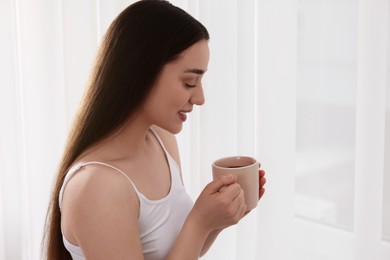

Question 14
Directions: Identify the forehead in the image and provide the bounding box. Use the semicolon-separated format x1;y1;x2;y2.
168;40;210;71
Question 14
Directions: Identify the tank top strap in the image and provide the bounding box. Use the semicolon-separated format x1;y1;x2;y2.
58;161;141;210
148;128;169;155
148;128;182;186
59;129;183;210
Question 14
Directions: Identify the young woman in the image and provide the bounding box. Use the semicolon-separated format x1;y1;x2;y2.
43;1;266;259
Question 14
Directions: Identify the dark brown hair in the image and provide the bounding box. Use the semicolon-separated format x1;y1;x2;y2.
42;0;209;258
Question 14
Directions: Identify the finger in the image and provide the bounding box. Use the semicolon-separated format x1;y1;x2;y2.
259;187;265;200
239;190;247;215
259;169;265;177
205;174;238;194
231;188;245;203
220;183;242;200
259;176;266;187
230;191;246;220
237;200;247;218
232;189;246;216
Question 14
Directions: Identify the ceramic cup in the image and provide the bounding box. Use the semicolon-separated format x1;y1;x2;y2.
212;156;259;211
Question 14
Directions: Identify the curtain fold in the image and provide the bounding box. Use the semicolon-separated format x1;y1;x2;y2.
253;0;297;259
353;0;389;259
1;0;30;258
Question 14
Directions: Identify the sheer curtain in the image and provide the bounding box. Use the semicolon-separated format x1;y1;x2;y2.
0;0;389;260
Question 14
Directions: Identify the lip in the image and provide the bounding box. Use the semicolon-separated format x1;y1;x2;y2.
178;112;187;122
180;109;193;113
178;110;192;122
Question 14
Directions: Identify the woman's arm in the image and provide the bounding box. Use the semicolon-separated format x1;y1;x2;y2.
200;229;222;256
199;168;267;256
61;165;145;259
167;175;246;259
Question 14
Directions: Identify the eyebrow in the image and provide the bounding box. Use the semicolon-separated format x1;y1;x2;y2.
184;68;207;75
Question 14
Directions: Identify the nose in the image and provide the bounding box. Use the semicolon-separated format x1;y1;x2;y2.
190;85;205;106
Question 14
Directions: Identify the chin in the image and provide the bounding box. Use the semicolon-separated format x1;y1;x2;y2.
156;123;183;135
169;125;183;135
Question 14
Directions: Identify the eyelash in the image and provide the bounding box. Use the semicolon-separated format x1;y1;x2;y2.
185;83;197;88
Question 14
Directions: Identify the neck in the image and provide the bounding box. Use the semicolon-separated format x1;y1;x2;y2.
82;115;153;162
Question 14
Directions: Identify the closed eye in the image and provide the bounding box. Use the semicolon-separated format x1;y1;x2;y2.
185;83;197;88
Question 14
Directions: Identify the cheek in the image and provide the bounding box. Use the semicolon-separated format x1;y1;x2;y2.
166;87;189;107
151;80;190;110
174;92;189;106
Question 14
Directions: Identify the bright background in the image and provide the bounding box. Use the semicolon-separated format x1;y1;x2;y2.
1;0;389;259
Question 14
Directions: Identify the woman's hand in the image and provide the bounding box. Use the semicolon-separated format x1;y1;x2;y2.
168;175;245;259
258;163;266;200
189;175;247;233
244;163;266;216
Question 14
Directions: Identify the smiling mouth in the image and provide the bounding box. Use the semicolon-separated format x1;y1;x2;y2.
178;111;187;121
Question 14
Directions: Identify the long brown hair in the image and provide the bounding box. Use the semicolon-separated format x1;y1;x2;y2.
42;0;209;258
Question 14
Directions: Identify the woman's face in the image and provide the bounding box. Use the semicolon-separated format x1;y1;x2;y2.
141;39;210;134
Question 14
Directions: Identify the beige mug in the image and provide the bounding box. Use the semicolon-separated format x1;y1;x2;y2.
212;156;259;211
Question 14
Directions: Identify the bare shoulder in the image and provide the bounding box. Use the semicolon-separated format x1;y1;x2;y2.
61;164;139;209
61;163;143;259
151;125;181;167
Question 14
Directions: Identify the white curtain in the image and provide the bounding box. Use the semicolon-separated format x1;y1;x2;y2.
1;0;389;259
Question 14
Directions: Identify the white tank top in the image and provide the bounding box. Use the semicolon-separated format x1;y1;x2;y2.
58;129;194;260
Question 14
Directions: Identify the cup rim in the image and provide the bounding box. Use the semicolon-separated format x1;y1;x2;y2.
212;156;257;170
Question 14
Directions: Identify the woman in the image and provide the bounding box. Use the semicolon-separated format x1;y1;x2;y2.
43;1;266;259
